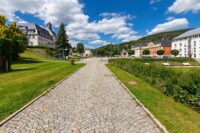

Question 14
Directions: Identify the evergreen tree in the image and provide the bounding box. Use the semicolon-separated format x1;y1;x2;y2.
76;43;84;54
56;23;71;56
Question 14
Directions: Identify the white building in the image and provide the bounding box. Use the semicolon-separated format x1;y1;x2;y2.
132;44;147;58
17;22;56;48
172;28;200;59
84;49;93;57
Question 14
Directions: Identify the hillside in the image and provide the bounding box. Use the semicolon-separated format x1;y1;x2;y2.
93;29;191;56
119;29;191;46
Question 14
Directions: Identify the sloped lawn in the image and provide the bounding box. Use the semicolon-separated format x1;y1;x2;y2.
0;51;84;121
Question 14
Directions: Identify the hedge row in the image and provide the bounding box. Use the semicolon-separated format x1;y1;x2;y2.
109;58;200;111
133;57;196;63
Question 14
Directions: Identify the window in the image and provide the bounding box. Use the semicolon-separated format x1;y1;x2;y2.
194;41;196;44
179;43;182;47
174;44;177;47
194;48;196;52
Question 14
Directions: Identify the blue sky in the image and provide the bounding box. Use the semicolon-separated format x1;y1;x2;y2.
1;0;200;48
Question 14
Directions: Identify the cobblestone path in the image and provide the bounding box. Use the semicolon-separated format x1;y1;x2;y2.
0;59;162;133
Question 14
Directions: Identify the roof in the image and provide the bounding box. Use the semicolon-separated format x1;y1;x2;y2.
153;40;172;46
174;28;200;39
17;23;53;40
132;43;147;48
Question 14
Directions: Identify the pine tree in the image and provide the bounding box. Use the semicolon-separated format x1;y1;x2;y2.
77;43;84;54
56;23;71;56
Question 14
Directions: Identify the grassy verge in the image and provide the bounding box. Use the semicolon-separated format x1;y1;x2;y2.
0;51;84;121
107;64;200;133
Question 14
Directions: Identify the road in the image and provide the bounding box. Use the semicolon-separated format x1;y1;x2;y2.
0;58;162;133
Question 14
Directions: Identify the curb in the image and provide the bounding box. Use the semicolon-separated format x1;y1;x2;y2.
0;71;76;127
106;65;169;133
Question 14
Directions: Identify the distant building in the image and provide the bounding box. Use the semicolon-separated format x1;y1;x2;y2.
17;22;56;48
132;44;147;58
84;49;93;57
132;40;171;58
172;28;200;59
146;40;171;58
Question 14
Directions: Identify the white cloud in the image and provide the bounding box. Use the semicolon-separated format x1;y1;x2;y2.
89;40;109;45
166;16;176;21
168;0;200;14
0;0;140;46
148;18;189;35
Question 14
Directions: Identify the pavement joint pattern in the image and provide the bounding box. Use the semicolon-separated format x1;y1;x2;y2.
0;58;163;133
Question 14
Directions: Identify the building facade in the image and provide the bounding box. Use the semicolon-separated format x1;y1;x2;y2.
172;28;200;59
84;49;93;57
17;23;56;48
147;40;171;57
132;40;171;58
132;44;147;58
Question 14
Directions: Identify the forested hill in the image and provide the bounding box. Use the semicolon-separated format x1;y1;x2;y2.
93;29;191;56
119;29;191;46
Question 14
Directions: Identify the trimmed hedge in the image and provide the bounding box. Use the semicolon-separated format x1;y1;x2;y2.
109;58;200;112
133;58;196;63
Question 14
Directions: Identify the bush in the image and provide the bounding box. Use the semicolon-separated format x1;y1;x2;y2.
142;49;150;55
109;58;200;111
45;47;54;56
171;49;180;57
133;58;195;63
70;59;75;65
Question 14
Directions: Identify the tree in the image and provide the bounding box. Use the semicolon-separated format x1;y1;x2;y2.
76;43;84;54
157;50;164;58
8;22;27;60
0;15;27;71
56;23;71;56
142;49;150;56
128;49;135;55
171;49;179;57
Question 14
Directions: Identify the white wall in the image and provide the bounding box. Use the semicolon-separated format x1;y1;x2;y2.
172;35;200;59
172;38;189;57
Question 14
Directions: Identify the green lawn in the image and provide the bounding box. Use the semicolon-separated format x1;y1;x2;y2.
0;51;84;121
19;49;53;61
107;64;200;133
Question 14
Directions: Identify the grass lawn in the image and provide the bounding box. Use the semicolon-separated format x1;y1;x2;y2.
107;64;200;133
19;49;54;61
0;51;84;121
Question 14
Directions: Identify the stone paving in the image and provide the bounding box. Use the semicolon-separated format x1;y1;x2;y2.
0;58;162;133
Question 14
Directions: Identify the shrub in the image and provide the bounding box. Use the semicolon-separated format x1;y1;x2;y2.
133;57;195;63
109;58;200;111
171;49;180;57
157;50;164;57
142;49;150;55
70;58;75;65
